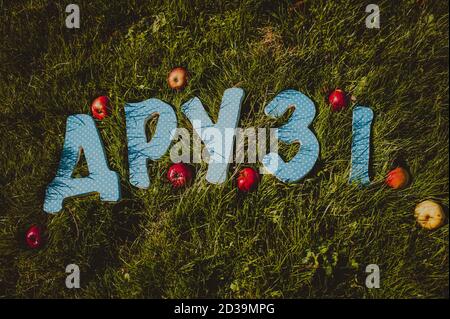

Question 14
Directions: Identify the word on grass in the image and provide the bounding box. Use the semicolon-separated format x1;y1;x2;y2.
43;89;373;213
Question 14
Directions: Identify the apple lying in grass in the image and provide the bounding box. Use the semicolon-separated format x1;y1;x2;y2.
25;225;42;249
90;96;110;120
414;200;445;230
237;167;260;192
328;88;347;112
385;167;410;189
167;163;193;188
167;67;188;91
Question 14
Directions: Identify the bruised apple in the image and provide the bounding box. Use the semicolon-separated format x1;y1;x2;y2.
414;200;445;230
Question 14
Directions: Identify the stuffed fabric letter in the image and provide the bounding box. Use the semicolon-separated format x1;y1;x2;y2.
182;88;244;184
349;106;374;186
43;114;121;213
125;99;177;188
262;90;319;183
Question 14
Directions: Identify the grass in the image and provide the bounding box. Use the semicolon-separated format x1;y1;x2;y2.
0;0;448;298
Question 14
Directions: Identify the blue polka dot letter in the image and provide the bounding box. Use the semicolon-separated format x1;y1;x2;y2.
43;115;121;213
125;99;177;188
349;106;374;186
262;90;319;183
182;88;244;184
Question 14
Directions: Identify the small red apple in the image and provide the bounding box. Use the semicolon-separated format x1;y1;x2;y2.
25;225;42;249
167;67;188;91
328;88;347;112
385;167;410;189
237;167;260;192
90;96;110;120
167;163;193;188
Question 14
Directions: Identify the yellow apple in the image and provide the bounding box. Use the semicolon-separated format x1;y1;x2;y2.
414;200;445;230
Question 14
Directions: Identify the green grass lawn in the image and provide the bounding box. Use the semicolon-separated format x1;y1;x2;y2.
0;0;448;298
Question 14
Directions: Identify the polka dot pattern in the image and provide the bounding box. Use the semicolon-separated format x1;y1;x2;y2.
182;88;244;184
125;99;178;188
262;89;320;183
44;114;121;213
349;106;374;186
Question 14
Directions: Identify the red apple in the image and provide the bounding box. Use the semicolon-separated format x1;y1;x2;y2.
237;167;260;192
167;67;188;91
90;96;110;120
25;225;42;249
385;167;410;189
167;163;193;188
328;88;347;112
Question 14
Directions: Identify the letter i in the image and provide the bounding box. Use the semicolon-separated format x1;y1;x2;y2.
349;106;374;186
